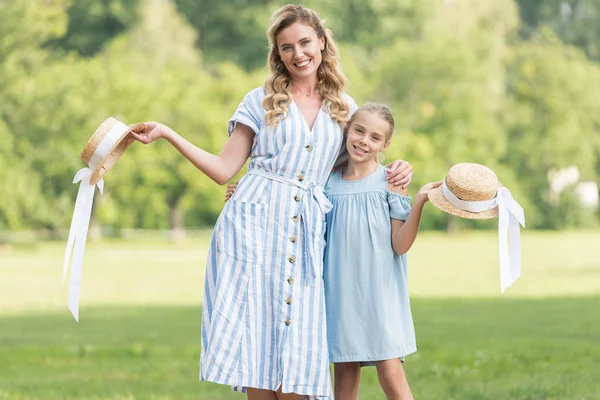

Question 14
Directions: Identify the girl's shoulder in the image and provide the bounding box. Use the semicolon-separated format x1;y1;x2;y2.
325;169;343;193
386;179;410;197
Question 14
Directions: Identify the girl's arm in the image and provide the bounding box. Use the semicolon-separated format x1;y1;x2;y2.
390;180;443;255
131;122;254;185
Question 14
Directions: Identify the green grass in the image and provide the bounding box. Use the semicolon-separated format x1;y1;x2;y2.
0;231;599;399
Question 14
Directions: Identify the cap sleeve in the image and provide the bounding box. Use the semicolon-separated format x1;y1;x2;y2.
228;88;263;136
388;191;411;221
344;94;358;117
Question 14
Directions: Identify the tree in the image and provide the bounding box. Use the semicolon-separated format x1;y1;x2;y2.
516;0;600;60
505;28;600;228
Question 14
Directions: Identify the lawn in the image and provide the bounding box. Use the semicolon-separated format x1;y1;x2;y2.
0;231;598;399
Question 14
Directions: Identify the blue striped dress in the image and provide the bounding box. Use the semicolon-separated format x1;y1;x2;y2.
200;87;355;398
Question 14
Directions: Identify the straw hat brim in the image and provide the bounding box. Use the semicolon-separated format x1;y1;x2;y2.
428;185;499;220
80;118;145;185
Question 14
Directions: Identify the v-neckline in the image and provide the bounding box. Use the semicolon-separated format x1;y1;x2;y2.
291;98;323;133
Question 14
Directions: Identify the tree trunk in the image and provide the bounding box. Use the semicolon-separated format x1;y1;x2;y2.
446;215;460;235
169;202;185;242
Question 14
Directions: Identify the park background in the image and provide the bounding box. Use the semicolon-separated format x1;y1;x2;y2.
0;0;599;399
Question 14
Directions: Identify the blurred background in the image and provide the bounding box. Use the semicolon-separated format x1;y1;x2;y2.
1;0;599;237
0;0;599;399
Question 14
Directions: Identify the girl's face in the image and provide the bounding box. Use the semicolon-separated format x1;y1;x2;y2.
276;22;324;81
346;111;391;164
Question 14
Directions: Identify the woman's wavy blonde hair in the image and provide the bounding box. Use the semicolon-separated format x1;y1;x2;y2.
263;5;350;127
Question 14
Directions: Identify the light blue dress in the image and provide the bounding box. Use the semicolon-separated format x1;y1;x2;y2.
323;165;417;364
200;87;356;399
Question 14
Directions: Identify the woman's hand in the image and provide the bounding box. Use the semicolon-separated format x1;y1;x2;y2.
224;181;238;202
386;160;413;188
129;122;174;144
416;180;443;204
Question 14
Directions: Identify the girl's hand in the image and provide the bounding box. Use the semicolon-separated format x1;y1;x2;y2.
224;181;238;202
416;180;443;203
386;160;413;188
129;122;173;144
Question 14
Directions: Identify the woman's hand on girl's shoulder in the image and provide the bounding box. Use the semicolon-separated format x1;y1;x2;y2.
385;159;413;188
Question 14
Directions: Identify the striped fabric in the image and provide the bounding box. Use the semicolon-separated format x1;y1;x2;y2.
200;87;356;399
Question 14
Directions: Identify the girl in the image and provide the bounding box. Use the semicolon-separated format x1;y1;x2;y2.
325;103;441;400
131;5;413;400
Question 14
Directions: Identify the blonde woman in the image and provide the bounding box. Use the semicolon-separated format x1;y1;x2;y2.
132;5;412;400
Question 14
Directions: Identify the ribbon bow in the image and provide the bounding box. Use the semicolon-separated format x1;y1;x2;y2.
63;168;104;321
301;183;333;281
442;183;525;292
496;187;525;293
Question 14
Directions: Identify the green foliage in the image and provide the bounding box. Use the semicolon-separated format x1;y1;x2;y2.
516;0;600;60
1;0;599;232
505;28;600;228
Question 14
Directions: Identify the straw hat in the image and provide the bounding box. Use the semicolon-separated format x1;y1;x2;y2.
80;118;145;185
428;163;501;219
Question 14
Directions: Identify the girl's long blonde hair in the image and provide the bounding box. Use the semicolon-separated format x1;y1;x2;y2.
332;103;396;172
263;5;350;127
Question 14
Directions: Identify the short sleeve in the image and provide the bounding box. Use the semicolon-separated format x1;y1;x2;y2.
228;88;263;136
344;94;358;117
388;192;411;221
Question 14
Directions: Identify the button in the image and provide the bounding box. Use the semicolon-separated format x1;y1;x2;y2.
305;145;313;152
288;277;294;284
285;298;292;305
297;174;305;182
290;236;297;243
288;256;296;263
285;319;291;326
294;195;301;202
292;215;300;222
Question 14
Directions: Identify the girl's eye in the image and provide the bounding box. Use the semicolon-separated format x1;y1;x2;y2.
301;40;310;46
372;136;381;141
355;128;363;134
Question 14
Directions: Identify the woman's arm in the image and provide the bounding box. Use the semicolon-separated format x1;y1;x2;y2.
131;122;254;185
390;181;442;255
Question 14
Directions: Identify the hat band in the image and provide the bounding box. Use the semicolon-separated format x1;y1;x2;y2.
89;121;130;170
442;180;499;213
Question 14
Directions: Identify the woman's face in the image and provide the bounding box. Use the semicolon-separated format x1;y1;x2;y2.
276;22;324;81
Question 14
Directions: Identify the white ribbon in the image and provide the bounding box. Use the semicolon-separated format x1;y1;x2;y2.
62;120;132;321
62;169;104;322
442;182;525;292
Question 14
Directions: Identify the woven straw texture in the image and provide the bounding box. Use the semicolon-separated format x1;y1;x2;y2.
428;163;501;220
80;118;145;185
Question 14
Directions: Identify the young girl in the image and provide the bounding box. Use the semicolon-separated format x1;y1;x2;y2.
227;103;440;399
324;103;440;400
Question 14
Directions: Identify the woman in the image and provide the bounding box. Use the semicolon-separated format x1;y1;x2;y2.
131;5;412;399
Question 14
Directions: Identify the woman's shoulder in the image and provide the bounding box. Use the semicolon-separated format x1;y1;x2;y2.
244;86;267;103
342;93;358;115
